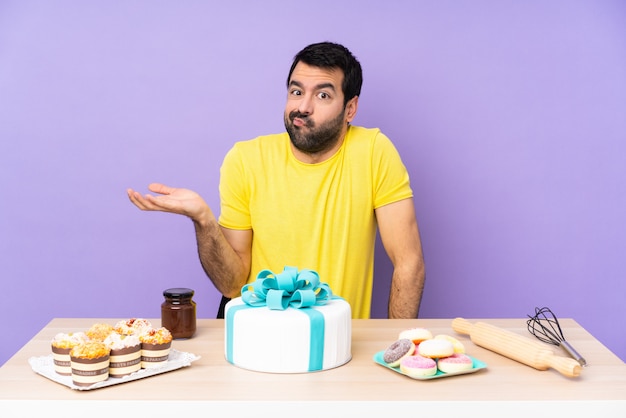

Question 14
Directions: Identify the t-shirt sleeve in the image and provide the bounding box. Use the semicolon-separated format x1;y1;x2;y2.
218;143;252;230
372;132;413;209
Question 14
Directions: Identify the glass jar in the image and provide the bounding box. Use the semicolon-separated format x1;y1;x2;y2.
161;288;196;339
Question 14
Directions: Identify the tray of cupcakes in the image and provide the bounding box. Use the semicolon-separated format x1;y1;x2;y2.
373;327;487;380
28;319;200;390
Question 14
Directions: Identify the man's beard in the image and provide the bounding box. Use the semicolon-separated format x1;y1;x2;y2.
284;108;346;154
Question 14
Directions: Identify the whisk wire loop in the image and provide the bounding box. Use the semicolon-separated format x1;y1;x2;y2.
526;306;587;367
527;307;565;345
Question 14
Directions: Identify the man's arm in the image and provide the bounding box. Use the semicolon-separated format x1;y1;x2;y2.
375;198;425;318
127;183;251;297
193;218;252;298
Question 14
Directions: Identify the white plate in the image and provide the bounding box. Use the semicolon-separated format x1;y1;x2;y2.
28;348;201;390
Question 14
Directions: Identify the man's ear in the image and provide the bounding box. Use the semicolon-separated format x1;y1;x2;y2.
345;96;359;123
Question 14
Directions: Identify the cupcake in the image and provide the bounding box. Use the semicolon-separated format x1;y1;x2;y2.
139;327;172;369
114;318;152;336
70;341;110;387
50;332;89;375
104;333;141;377
86;323;114;341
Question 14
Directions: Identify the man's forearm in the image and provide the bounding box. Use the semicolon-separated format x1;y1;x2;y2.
193;217;248;298
388;262;425;319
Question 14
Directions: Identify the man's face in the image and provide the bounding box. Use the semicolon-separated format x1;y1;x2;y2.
284;62;350;155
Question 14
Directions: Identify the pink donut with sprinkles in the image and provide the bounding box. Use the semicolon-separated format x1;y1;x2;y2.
400;355;437;377
437;353;474;373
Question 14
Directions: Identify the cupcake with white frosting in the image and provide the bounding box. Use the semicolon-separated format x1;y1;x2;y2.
114;318;152;336
51;332;89;375
139;327;172;369
104;333;141;377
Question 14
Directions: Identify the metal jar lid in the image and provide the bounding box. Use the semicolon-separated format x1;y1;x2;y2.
163;288;195;298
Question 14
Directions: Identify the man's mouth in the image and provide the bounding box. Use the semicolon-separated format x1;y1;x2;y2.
290;111;312;128
293;117;307;127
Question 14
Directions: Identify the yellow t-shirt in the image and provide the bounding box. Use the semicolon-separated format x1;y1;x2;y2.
218;125;413;318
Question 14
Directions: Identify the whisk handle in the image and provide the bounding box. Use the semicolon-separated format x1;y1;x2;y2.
561;340;587;367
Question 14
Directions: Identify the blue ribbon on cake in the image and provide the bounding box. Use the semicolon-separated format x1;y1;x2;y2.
226;266;333;372
240;266;332;310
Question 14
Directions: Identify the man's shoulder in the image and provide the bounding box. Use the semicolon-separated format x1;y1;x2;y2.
246;131;289;143
348;125;382;137
346;125;395;149
225;132;289;163
232;132;288;150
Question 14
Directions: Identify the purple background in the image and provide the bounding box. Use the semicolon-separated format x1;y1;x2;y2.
1;1;625;366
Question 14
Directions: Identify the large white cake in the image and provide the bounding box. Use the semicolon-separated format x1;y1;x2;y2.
224;296;352;373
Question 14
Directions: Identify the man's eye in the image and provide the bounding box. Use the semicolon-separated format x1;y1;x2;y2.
290;90;302;96
318;92;330;99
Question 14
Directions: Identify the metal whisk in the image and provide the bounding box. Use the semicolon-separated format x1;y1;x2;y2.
526;306;587;367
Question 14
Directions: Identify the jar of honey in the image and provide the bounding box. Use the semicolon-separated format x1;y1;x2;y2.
161;288;196;339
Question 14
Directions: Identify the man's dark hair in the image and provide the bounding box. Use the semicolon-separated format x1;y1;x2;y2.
287;42;363;106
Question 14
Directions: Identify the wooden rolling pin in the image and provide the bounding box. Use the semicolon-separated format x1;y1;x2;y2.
452;317;581;378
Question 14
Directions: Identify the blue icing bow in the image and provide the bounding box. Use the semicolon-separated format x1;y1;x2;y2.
241;266;332;310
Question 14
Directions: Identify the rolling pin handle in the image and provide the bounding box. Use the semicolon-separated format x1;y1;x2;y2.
451;317;472;335
543;352;582;377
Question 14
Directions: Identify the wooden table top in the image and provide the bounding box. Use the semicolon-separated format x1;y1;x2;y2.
1;318;625;415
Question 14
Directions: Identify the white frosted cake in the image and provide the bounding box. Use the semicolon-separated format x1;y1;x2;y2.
224;296;352;373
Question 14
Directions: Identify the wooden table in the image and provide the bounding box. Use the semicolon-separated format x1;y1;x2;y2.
1;318;624;417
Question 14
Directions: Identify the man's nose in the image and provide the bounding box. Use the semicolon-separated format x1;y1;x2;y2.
297;94;314;115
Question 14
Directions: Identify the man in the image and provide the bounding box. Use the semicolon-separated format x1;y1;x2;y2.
127;41;425;319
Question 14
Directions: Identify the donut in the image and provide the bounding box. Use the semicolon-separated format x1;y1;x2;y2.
398;327;433;344
437;353;474;373
400;355;437;377
383;338;416;367
417;338;454;359
434;334;466;354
